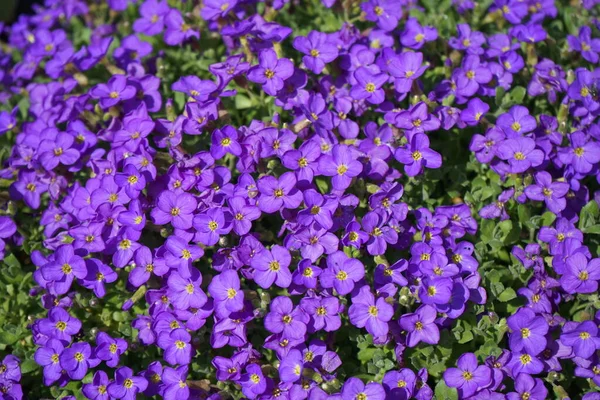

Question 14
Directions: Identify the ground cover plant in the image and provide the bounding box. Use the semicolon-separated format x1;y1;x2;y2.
1;0;600;398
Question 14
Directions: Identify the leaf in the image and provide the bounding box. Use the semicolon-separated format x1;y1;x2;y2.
434;380;458;400
235;94;253;110
0;331;18;345
510;86;526;103
498;288;517;302
583;225;600;234
19;359;39;374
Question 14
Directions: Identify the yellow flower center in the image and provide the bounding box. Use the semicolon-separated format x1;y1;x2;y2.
412;151;422;161
368;305;378;316
514;152;526;160
61;264;72;274
269;261;280;271
265;69;275;79
56;321;67;331
175;340;186;349
336;270;348;281
521;328;530;338
365;83;376;93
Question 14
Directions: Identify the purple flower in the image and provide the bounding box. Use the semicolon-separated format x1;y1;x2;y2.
361;211;397;255
250;245;293;289
257;172;302;213
506;373;548;400
211;126;243;159
208;270;244;318
193;207;232;246
293;31;339;74
34;339;65;386
341;378;386;400
348;285;394;337
395;134;442;177
201;0;237;20
320;251;365;295
443;353;492;398
398;305;440;347
318;144;363;191
558;131;600;174
361;0;402;31
226;196;260;235
561;320;600;358
133;0;170;36
83;370;110;400
167;269;207;310
279;349;304;383
281;140;321;183
460;98;489;126
41;244;87;295
496;137;545;173
59;342;99;380
90;75;136;109
164;9;199;45
300;296;341;332
157;328;192;365
107;367;148;400
350;67;388;104
240;363;267;399
37;307;81;343
560;253;600;294
507;308;548;355
568;26;600;63
449;24;486;55
265;296;308;339
497;106;537;137
151;191;197;230
162;365;190;399
454;55;492;97
247;49;294;96
388;51;428;93
95;332;128;368
524;171;570;213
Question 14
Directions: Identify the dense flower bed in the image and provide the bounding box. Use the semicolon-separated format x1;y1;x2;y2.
1;0;600;398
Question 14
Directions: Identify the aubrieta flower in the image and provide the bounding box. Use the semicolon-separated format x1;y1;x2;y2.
524;171;570;213
395;133;442;177
398;305;440;347
348;285;394;337
443;353;492;398
318;144;363;191
247;49;294;96
320;251;365;295
107;367;148;400
293;31;339;74
568;26;600;63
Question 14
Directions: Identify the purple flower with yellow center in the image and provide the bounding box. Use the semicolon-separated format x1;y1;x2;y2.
320;251;365;295
318;144;363;191
293;30;339;74
558;131;600;174
225;196;260;236
418;276;453;306
0;107;17;135
348;285;394;337
115;164;146;199
401;17;438;49
398;305;440;347
568;26;600;63
374;259;408;287
292;259;322;290
454;55;492;97
281;140;321;183
506;373;548;400
342;220;370;249
133;0;169;35
95;332;128;368
383;369;416;400
449;24;486;54
257;171;303;213
443;353;492;398
12;171;48;209
388;51;428;93
172;76;218;102
279;349;304;383
361;210;397;255
167;269;207;310
395;133;442;177
193;207;232;246
524;171;570;214
560;320;600;358
34;338;65;386
341;378;386;400
506;308;548;355
107;367;148;400
560;253;600;294
479;188;514;220
506;351;544;376
294;225;339;262
157;328;192;365
361;0;402;31
297;189;337;230
211;126;242;160
90;75;136;109
460;98;489;126
37;307;81;343
239;363;267;399
201;0;237;20
82;370;110;400
41;244;87;295
469;127;505;164
164;236;204;278
493;0;528;24
164;9;199;46
497;105;537;137
496;137;545;173
38;132;80;171
300;296;341;332
250;245;292;289
59;341;100;380
208;270;244;318
350;67;388;104
247;48;294;96
151;191;197;230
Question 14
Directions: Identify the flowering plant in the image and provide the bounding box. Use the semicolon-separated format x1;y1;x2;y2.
1;0;600;399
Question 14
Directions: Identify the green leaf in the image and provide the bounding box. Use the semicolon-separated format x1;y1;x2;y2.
510;86;526;103
19;359;39;374
498;288;517;302
234;94;253;110
583;225;600;234
434;380;458;400
0;331;18;345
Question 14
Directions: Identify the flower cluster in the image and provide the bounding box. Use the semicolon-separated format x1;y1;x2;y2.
0;0;600;399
